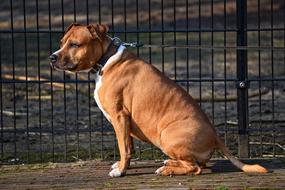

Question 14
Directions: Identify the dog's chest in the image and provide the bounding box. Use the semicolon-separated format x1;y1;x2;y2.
93;44;126;123
94;74;111;121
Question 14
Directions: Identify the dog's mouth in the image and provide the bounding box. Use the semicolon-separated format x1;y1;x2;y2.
51;62;78;72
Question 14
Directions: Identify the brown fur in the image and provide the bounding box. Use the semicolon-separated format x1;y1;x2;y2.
51;23;268;176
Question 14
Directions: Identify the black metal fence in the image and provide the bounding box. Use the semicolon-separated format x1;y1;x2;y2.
0;0;284;164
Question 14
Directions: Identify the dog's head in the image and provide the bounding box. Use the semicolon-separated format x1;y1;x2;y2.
49;23;109;72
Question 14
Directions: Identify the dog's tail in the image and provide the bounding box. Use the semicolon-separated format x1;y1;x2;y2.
216;138;268;173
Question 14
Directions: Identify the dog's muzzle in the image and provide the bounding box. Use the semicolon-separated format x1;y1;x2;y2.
49;54;58;64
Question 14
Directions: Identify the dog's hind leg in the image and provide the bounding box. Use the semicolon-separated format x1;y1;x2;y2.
156;160;201;176
163;159;182;167
158;124;206;176
164;159;204;170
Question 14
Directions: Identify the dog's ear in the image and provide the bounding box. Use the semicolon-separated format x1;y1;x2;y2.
65;23;81;34
87;24;109;41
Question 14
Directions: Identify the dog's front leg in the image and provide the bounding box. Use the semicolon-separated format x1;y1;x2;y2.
111;136;134;170
109;112;132;177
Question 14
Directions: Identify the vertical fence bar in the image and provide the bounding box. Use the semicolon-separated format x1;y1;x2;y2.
98;0;104;160
124;0;127;41
23;0;30;162
111;0;117;161
123;0;128;158
223;0;228;146
100;79;104;158
135;0;139;69
236;0;249;158
10;0;17;162
0;35;3;161
61;0;68;162
86;0;92;160
148;0;151;65
73;0;80;160
88;71;92;160
198;0;202;106
257;0;263;157
211;0;214;124
186;0;189;93
148;0;154;159
173;0;177;80
270;0;275;157
161;0;165;74
136;0;141;159
35;0;43;162
48;0;55;163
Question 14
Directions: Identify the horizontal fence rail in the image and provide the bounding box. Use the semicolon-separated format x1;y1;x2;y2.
0;0;284;164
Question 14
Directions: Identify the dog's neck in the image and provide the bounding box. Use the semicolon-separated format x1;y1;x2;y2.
92;37;121;75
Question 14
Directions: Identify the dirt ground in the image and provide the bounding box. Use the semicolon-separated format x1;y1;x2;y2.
0;159;284;190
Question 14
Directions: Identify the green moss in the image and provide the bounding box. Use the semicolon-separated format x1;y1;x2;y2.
104;181;114;187
215;186;230;190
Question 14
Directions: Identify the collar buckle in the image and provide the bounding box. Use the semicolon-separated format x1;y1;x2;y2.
112;37;122;47
93;64;103;74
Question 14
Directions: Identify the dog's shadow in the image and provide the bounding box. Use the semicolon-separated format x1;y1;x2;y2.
124;159;284;176
210;159;284;173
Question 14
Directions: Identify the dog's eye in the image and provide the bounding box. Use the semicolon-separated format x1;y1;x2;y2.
70;42;80;48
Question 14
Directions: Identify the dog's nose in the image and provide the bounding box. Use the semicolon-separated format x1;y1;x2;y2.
49;54;58;64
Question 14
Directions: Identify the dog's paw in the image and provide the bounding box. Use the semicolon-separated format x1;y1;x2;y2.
155;166;165;175
111;161;119;169
109;168;122;177
163;160;169;166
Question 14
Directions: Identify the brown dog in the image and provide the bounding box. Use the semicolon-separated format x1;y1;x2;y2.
50;23;268;177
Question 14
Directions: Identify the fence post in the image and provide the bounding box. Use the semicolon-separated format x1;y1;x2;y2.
236;0;249;158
